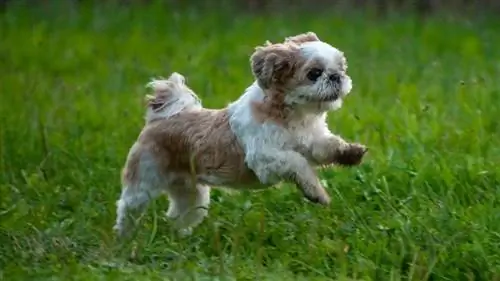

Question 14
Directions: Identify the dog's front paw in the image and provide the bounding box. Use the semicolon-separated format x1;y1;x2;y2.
335;143;368;166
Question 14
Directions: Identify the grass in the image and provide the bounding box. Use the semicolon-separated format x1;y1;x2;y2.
1;1;500;280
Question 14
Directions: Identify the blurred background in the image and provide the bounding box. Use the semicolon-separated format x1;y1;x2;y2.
3;0;500;14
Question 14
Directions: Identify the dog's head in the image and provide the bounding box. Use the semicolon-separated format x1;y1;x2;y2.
250;32;352;116
145;72;202;122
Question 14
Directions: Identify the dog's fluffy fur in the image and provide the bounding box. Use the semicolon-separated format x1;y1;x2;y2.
113;32;368;238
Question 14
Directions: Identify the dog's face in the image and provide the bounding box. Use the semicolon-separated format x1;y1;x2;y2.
250;32;352;113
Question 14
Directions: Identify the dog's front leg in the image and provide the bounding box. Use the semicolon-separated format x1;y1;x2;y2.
311;134;368;166
247;149;331;205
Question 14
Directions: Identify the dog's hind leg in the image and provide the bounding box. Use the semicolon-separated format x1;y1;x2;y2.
113;143;163;238
113;182;162;238
165;183;211;236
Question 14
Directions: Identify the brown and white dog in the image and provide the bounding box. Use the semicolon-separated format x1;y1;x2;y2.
113;32;368;238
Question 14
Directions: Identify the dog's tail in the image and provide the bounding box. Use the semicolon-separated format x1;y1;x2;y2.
144;72;202;123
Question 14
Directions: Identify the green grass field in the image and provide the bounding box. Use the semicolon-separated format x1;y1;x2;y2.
1;1;500;280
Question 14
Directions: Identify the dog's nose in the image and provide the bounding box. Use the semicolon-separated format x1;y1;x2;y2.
329;73;341;83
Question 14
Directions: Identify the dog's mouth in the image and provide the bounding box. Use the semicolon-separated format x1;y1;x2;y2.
298;80;344;103
318;93;339;102
298;92;339;103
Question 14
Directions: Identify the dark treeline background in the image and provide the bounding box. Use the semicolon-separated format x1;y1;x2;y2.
1;0;499;15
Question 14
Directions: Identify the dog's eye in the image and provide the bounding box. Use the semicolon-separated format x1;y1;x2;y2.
307;68;323;81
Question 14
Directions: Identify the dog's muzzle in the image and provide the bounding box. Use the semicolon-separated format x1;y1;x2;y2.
329;73;342;84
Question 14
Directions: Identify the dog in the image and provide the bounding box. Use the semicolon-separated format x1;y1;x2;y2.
113;32;368;238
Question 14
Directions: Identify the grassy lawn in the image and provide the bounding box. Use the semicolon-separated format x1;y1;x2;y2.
1;1;500;280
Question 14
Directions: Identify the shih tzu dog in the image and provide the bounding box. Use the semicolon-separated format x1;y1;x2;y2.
113;32;368;238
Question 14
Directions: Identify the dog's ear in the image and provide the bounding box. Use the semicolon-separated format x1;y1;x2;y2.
250;43;299;89
284;32;320;45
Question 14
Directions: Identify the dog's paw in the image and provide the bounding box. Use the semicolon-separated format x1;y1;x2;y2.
335;143;368;166
303;188;331;205
113;224;128;239
178;227;193;238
